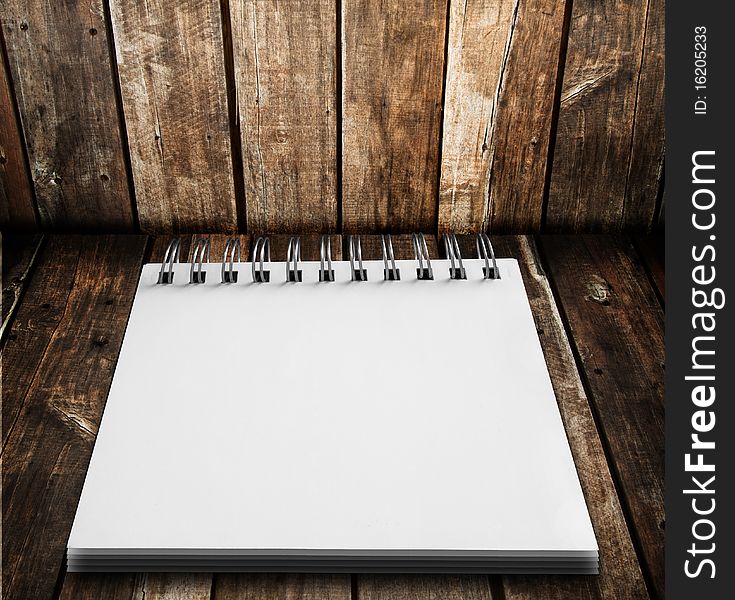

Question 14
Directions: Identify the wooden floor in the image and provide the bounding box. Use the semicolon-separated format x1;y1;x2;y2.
1;233;664;600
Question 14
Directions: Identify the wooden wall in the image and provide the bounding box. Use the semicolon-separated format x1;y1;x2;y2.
0;0;664;234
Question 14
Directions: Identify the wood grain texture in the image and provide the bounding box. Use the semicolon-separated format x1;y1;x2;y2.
1;2;134;230
490;236;648;600
622;0;664;230
356;575;493;600
110;0;237;233
0;43;36;229
540;235;664;598
437;0;516;234
486;1;569;233
545;0;655;231
342;1;447;233
1;236;147;600
59;573;138;600
214;574;350;600
633;233;664;304
0;234;42;342
232;0;337;233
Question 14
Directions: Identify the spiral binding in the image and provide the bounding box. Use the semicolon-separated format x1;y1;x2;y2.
189;238;211;284
156;233;501;283
443;233;466;280
157;238;181;284
382;234;400;281
319;235;335;281
412;233;433;280
221;237;241;283
286;236;303;282
349;235;368;281
476;233;500;279
252;237;271;283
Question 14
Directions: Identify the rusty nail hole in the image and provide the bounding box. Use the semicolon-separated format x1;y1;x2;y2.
100;173;109;182
105;299;114;306
19;22;28;31
53;176;62;185
41;302;50;309
89;27;97;36
594;368;603;375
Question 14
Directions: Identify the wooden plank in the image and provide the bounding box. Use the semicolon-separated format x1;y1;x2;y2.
232;0;337;233
110;0;238;233
1;237;79;449
353;235;494;600
540;235;664;598
2;236;147;600
0;43;36;229
485;2;570;233
437;0;516;234
1;3;134;230
1;234;42;342
545;1;653;231
489;236;648;600
342;1;448;233
58;573;138;600
357;575;493;600
633;234;664;304
213;234;349;600
215;574;351;600
622;0;665;230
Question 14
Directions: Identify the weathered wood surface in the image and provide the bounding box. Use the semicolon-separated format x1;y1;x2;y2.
232;0;337;233
2;234;663;599
0;45;36;229
1;234;42;341
109;0;238;233
342;1;447;233
1;1;134;230
545;0;663;231
437;0;516;234
540;235;664;598
485;1;570;233
2;236;147;600
633;234;664;304
622;0;665;230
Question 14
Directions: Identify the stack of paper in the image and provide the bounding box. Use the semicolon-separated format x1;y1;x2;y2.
68;258;598;573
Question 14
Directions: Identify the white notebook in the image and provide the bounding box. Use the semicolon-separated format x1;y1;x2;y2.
67;235;597;573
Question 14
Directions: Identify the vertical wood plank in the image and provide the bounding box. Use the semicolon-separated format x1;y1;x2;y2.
0;42;36;229
545;0;653;231
437;0;516;234
110;0;237;233
1;2;134;230
342;1;448;233
231;0;337;233
622;0;665;230
486;1;570;233
215;573;351;600
2;236;147;600
0;234;42;341
540;235;664;597
357;575;493;600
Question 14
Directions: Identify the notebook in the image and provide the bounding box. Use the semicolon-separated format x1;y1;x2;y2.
67;234;598;573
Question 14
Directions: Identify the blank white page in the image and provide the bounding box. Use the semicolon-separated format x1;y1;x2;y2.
68;259;597;557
